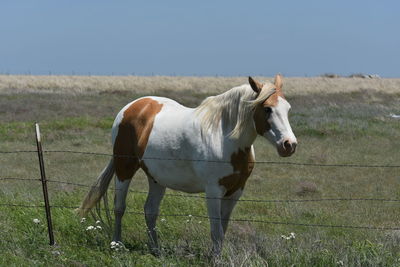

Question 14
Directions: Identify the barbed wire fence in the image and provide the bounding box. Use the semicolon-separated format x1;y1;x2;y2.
1;123;400;246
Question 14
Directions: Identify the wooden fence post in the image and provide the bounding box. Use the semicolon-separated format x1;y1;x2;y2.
35;123;55;245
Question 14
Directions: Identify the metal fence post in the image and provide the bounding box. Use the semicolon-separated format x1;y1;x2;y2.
35;123;55;245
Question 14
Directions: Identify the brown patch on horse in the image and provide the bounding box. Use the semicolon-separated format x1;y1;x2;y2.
263;90;285;107
253;91;284;135
263;91;278;107
252;74;286;134
253;105;271;135
219;148;255;197
263;74;285;106
114;98;163;181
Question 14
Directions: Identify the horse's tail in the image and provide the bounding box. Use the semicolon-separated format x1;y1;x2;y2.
76;158;115;217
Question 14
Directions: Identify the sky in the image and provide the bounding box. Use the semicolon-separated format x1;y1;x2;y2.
1;0;399;77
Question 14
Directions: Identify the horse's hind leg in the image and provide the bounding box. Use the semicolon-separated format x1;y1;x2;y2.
113;177;133;242
144;176;166;255
113;146;140;242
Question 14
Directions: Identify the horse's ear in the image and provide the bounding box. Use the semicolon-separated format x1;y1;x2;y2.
274;74;283;91
249;76;263;94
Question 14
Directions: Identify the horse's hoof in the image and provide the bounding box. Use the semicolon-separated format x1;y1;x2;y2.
149;247;161;257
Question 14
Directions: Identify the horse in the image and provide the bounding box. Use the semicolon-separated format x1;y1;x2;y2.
77;74;297;255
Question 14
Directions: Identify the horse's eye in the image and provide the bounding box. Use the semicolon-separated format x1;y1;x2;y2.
264;107;272;114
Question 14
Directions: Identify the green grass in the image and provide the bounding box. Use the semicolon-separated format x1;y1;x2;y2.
1;76;400;266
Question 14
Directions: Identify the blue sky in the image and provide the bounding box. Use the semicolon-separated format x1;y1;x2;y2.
1;0;399;77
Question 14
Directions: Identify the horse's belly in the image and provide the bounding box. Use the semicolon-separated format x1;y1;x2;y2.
142;160;205;193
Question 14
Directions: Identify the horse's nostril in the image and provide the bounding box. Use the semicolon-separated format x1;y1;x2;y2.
283;140;291;150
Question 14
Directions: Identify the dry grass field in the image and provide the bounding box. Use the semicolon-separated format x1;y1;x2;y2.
1;74;400;95
0;75;400;266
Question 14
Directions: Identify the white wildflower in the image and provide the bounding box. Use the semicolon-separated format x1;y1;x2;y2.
33;218;40;224
80;217;86;223
188;214;192;218
111;241;129;251
96;225;102;230
96;220;101;224
86;225;95;231
51;250;61;256
186;219;190;223
160;218;166;222
390;113;400;119
281;232;296;240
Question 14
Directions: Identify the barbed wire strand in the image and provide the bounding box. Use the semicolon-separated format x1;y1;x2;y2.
43;150;400;168
36;178;400;203
0;203;44;208
1;149;399;168
3;177;400;203
1;202;399;231
0;150;37;154
0;177;41;182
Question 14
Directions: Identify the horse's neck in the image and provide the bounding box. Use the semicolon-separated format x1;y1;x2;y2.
221;120;257;150
233;130;257;150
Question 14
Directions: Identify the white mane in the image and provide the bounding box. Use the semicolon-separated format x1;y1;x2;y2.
196;81;275;138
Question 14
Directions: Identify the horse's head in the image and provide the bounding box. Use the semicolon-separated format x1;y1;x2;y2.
249;74;297;157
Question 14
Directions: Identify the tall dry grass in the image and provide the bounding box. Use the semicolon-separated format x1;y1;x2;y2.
1;75;399;95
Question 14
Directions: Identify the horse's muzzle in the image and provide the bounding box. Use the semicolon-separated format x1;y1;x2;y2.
277;139;297;157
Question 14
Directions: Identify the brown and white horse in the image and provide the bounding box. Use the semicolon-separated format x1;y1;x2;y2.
77;74;297;254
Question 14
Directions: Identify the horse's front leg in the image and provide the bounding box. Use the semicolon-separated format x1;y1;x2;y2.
221;189;243;234
205;186;225;255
